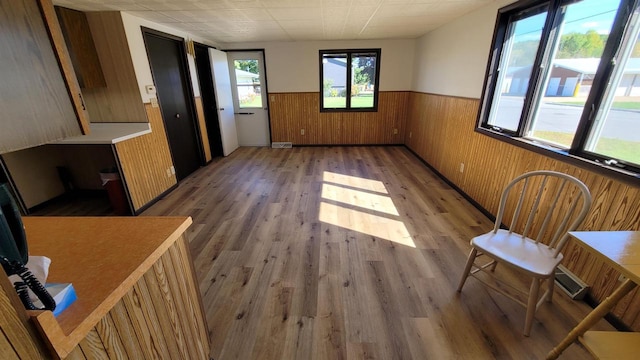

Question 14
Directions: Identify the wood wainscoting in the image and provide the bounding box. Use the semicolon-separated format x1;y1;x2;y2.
268;91;409;145
115;103;177;212
405;91;640;330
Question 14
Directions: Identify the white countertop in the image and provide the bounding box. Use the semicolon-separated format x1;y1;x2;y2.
53;122;151;144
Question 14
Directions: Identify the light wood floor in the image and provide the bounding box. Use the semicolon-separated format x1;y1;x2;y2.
143;146;613;360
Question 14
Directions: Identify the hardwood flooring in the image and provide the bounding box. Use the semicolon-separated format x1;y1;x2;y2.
143;146;613;360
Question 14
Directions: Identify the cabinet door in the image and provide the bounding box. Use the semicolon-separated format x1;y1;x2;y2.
0;0;89;154
55;6;106;89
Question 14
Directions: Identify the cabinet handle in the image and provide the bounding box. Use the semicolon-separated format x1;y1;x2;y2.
79;93;86;111
219;108;225;111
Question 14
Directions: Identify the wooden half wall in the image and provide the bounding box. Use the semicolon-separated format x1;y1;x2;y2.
115;103;177;212
405;91;640;330
268;91;409;145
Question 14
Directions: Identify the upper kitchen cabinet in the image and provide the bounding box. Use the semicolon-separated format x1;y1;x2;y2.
55;6;106;88
0;0;90;154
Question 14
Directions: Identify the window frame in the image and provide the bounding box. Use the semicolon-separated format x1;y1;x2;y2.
319;48;381;112
477;0;640;183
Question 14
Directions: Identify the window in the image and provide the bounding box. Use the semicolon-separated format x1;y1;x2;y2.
478;0;640;176
320;49;381;112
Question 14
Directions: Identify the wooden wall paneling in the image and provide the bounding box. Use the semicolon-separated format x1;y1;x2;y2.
0;0;87;154
194;97;212;162
77;327;109;359
54;6;106;88
39;0;91;135
83;12;147;123
268;92;408;145
406;91;640;330
0;269;48;359
114;104;176;211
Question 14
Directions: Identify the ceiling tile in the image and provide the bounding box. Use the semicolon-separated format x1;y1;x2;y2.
54;0;494;43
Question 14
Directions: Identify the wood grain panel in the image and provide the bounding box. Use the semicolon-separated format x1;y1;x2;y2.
0;270;48;359
115;103;176;211
82;11;147;123
406;91;640;330
65;235;209;359
55;6;106;88
268;91;408;145
39;0;91;135
0;0;86;154
195;96;212;162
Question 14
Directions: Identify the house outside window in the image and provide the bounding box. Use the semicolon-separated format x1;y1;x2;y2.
320;49;381;112
478;0;640;176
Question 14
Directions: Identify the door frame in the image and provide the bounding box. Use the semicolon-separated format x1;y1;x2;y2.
141;27;205;173
193;42;224;159
224;49;272;145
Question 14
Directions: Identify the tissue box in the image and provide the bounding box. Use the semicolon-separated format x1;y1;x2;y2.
33;283;77;317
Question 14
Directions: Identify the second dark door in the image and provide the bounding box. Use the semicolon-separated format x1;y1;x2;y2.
143;30;201;181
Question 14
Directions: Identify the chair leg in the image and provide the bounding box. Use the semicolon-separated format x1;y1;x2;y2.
524;278;541;336
546;277;555;303
457;248;477;292
490;261;498;272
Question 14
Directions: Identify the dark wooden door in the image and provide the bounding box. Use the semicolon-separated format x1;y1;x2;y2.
194;44;224;158
143;31;201;180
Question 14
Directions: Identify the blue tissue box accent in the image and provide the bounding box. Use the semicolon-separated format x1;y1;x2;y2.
43;283;77;317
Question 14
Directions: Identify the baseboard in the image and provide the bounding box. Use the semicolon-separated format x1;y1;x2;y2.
133;183;178;215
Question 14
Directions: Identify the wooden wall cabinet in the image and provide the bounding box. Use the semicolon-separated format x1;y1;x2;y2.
55;6;106;89
0;0;90;154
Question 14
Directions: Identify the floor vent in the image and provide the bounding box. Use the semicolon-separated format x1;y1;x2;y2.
271;142;292;149
555;264;589;300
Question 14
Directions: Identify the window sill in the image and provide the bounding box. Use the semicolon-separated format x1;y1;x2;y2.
475;127;640;186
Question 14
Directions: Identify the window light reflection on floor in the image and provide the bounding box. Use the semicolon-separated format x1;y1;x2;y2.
319;171;416;248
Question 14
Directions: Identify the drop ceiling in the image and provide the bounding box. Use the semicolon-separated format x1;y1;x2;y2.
53;0;494;44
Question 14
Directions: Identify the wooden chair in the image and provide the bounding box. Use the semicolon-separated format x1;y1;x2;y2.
457;170;592;336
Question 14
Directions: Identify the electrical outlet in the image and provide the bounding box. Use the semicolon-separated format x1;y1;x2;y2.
459;163;465;173
301;129;305;135
170;166;175;175
409;131;412;139
150;97;159;108
393;128;398;134
270;95;275;102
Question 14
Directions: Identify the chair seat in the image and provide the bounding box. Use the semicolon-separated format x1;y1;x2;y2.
471;229;563;277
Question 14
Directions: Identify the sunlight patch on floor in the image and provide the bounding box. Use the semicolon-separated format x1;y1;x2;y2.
319;171;415;247
321;183;399;216
322;171;388;194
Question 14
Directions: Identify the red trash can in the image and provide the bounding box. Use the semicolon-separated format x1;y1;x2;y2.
99;170;129;215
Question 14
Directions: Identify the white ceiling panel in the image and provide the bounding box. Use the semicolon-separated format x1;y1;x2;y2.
53;0;493;44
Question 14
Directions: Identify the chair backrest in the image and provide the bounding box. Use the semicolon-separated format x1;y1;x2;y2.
493;170;592;257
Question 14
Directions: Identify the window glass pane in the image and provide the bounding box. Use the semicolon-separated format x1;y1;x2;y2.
351;53;376;108
586;6;640;166
323;54;347;108
488;11;547;131
234;59;261;108
527;0;620;147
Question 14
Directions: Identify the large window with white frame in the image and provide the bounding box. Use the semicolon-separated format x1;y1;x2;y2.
478;0;640;176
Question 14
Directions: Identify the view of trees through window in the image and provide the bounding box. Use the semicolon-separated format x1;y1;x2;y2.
234;59;261;108
483;0;640;169
320;49;380;111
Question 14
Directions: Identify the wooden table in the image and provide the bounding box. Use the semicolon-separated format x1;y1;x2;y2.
547;231;640;359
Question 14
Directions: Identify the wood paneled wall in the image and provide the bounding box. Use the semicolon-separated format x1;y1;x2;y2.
406;91;640;330
115;104;176;211
268;91;409;145
194;97;212;162
64;235;210;360
82;11;147;123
